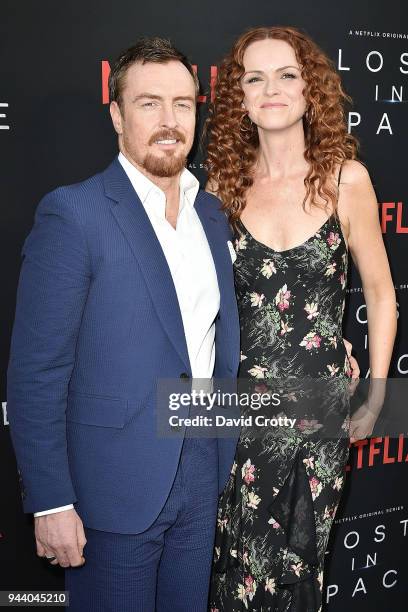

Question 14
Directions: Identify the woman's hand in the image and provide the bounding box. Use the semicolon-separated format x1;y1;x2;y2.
349;379;385;443
349;402;378;443
343;338;360;379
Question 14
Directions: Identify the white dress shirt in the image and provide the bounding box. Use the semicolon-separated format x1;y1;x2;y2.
34;153;220;517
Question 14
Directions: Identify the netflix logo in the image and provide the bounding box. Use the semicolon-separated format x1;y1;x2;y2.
101;61;218;105
379;201;408;233
346;435;408;471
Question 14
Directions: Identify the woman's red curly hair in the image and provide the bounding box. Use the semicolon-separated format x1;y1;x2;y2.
206;26;359;224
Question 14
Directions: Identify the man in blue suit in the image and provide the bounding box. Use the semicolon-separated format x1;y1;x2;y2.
7;37;240;611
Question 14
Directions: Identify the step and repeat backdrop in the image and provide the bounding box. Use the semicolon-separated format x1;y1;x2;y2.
1;0;407;609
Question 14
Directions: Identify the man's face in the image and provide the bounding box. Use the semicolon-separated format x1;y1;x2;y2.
110;60;196;178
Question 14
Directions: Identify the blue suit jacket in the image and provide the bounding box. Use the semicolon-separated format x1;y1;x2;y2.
7;159;240;533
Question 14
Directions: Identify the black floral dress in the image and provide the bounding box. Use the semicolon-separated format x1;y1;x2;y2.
209;214;352;612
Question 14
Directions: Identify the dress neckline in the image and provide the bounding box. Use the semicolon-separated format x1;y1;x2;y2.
236;215;343;255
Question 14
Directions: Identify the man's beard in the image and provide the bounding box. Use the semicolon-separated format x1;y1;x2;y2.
141;150;187;178
124;129;188;178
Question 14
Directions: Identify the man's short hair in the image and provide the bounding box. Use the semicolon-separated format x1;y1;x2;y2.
109;37;200;108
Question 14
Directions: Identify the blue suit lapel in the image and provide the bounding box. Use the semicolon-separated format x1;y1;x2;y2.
194;191;230;317
194;191;240;374
103;159;190;372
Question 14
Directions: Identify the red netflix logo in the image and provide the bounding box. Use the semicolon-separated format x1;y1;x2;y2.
379;201;408;233
346;434;408;471
101;61;218;105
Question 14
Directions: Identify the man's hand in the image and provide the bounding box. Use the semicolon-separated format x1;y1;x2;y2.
35;508;86;568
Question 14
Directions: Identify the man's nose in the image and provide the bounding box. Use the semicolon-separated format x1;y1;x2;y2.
160;104;178;129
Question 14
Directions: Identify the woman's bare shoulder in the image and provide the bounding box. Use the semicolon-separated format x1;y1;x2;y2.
339;159;371;185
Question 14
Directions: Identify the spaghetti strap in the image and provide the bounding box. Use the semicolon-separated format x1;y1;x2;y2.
337;163;344;186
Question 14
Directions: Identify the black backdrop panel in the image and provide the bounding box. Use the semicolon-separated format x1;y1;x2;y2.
1;1;407;609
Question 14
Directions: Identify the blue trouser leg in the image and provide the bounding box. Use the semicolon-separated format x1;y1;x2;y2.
156;438;218;612
65;437;218;611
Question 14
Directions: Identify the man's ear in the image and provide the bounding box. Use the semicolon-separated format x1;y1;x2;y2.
110;101;123;135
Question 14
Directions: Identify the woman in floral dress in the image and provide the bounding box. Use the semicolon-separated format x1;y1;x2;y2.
206;27;397;611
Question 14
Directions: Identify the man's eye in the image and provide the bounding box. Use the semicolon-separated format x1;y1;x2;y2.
142;101;157;107
176;103;191;109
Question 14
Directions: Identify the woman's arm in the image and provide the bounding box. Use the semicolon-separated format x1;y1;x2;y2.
338;160;397;441
339;160;397;378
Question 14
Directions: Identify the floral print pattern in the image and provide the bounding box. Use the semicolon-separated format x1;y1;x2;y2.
210;215;351;611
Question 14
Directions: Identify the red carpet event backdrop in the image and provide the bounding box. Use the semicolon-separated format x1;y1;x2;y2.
0;0;407;609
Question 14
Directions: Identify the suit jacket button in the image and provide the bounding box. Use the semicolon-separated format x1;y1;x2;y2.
180;372;190;379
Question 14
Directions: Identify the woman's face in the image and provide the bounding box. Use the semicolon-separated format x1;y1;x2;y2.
241;38;307;133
